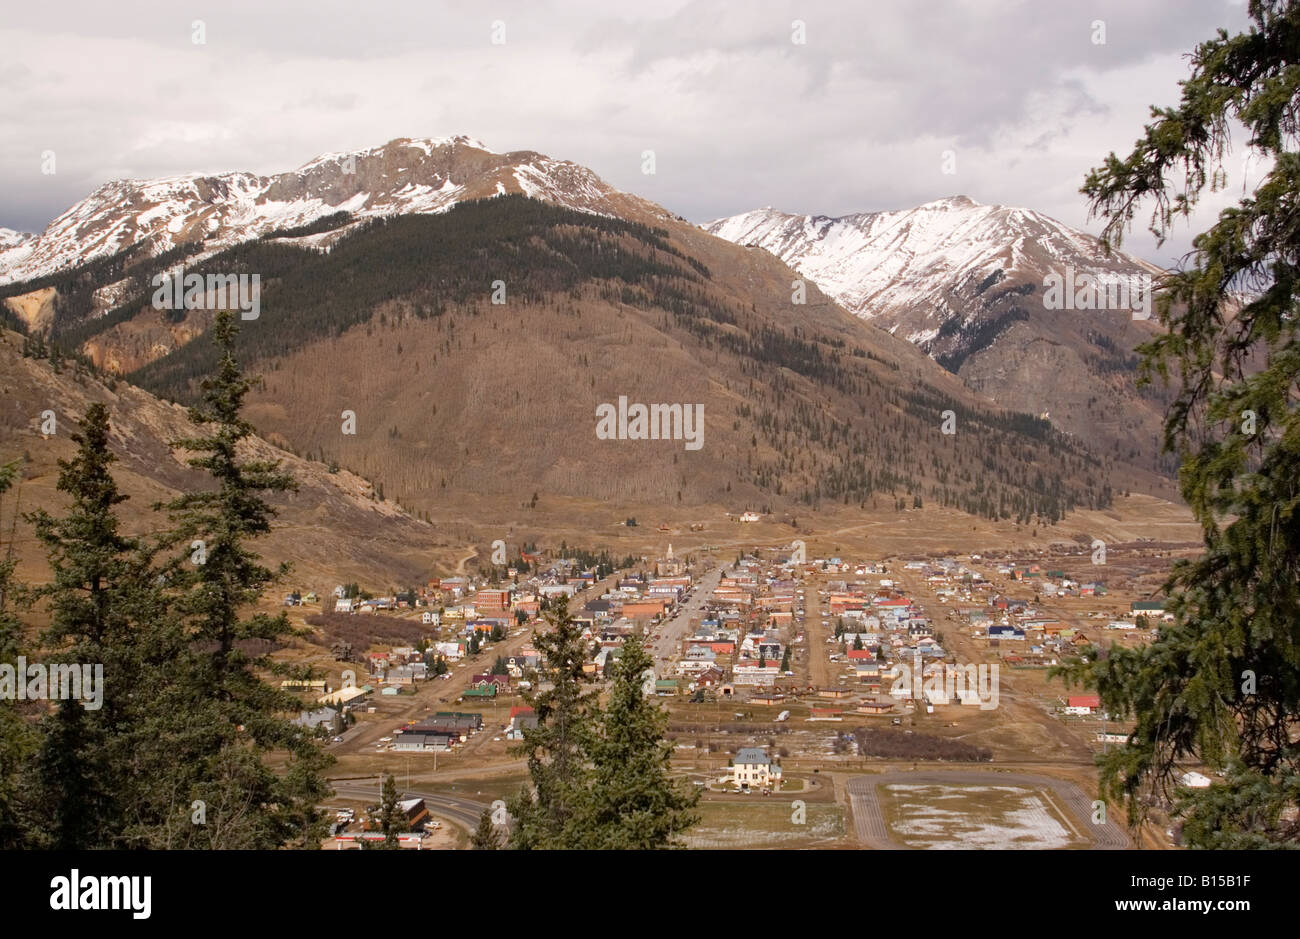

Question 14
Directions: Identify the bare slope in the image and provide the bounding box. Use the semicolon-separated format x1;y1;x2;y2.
0;328;452;592
112;197;1113;524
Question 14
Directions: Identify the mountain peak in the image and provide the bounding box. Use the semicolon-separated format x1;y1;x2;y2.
926;194;979;208
294;134;494;174
705;196;1157;308
704;194;1172;488
0;136;667;286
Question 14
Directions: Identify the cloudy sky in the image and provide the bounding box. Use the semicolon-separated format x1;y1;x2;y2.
0;0;1256;266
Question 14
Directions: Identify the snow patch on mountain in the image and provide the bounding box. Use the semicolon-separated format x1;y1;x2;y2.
0;135;660;286
704;197;1159;324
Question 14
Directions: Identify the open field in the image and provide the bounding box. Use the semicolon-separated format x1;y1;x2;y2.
880;783;1084;849
682;798;846;849
846;771;1129;849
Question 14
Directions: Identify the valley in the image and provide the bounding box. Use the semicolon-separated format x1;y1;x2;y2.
0;135;1210;856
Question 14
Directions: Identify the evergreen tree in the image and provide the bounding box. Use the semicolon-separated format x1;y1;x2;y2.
161;310;331;847
376;773;406;848
507;595;595;848
470;807;502;849
1062;0;1300;847
780;647;792;672
23;404;162;848
0;460;36;848
573;635;699;848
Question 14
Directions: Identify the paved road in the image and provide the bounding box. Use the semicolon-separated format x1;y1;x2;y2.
651;566;723;677
331;782;488;831
845;770;1130;849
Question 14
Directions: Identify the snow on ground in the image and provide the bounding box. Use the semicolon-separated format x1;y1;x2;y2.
883;783;1076;849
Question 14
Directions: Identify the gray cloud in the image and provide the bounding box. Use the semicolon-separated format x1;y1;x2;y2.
0;0;1255;266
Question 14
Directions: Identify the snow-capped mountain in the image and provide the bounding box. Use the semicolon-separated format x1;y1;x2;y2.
0;135;667;286
706;197;1176;486
0;228;37;277
1;141;1178;490
705;196;1161;345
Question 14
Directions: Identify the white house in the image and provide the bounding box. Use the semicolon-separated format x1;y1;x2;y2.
730;747;781;791
434;641;464;661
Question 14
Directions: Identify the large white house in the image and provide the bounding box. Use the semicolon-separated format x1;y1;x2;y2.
731;747;781;791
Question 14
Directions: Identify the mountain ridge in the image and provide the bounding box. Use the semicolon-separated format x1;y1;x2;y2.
0;137;1148;518
704;197;1178;490
704;197;1163;340
0;135;669;287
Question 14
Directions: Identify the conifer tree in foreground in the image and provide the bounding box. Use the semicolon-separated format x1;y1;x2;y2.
24;403;170;848
507;600;699;849
573;635;699;849
0;460;36;848
375;773;407;848
471;807;502;849
160;309;331;848
508;595;595;848
1061;0;1300;847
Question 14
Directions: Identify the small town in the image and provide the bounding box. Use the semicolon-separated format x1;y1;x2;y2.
278;532;1195;850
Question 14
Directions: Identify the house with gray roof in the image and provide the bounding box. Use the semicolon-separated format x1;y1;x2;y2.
730;746;781;791
292;706;338;732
